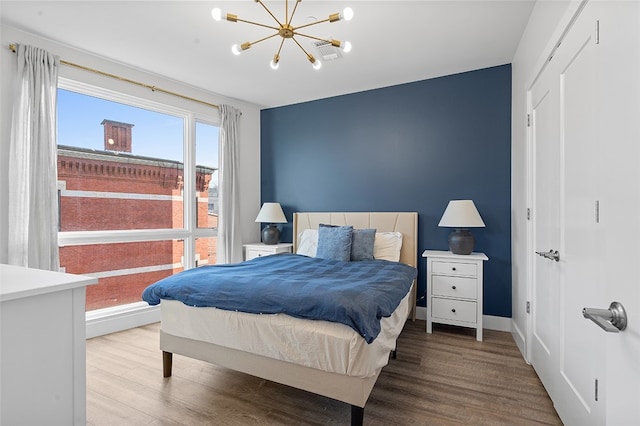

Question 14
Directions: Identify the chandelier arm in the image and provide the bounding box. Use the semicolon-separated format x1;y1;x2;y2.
256;0;284;27
287;0;302;26
244;32;281;48
293;32;341;46
291;36;314;59
235;18;280;31
292;17;332;31
275;37;286;58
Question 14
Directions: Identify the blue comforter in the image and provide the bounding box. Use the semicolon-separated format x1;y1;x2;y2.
142;253;417;343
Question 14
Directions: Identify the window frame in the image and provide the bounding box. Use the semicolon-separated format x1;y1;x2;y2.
57;77;219;297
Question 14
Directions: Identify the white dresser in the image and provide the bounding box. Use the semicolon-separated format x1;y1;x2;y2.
0;264;97;426
243;242;293;261
423;250;488;341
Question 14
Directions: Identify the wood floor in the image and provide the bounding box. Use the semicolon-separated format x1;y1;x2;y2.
86;320;562;425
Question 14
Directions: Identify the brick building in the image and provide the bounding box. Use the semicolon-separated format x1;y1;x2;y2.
58;120;217;311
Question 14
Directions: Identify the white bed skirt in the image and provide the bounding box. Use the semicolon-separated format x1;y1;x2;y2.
161;283;412;378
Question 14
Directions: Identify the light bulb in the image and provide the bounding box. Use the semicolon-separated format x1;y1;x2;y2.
342;41;352;53
342;7;354;21
211;8;222;21
231;44;242;55
312;60;322;70
270;59;280;70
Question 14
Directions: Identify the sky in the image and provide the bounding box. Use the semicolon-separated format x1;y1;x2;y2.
57;89;219;177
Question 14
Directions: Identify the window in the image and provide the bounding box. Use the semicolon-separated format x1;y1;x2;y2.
57;83;219;311
195;122;219;266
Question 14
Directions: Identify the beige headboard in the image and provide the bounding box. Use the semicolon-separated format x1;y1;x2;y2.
292;212;418;268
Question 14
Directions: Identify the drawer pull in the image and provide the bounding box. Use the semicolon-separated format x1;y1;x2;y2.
452;285;457;290
451;308;456;313
452;267;456;271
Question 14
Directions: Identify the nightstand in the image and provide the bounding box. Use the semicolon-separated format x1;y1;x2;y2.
423;250;488;341
244;242;293;261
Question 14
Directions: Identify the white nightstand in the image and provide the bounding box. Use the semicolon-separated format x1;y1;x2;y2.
244;242;293;261
423;250;488;341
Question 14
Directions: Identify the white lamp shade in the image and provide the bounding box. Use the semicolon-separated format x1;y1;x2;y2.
438;200;485;228
255;202;287;223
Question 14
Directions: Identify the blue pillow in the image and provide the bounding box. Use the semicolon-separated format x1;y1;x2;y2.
316;225;353;261
351;228;376;261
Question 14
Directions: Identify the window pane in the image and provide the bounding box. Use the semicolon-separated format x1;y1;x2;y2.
57;89;185;231
59;240;185;311
196;237;217;267
195;122;219;230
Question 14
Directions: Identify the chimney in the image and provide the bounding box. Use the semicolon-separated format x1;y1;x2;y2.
101;119;134;153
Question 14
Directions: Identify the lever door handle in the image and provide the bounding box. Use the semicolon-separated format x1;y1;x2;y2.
583;302;627;332
536;249;560;262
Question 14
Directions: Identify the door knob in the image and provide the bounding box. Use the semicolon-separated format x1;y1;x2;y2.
582;302;627;332
535;249;560;262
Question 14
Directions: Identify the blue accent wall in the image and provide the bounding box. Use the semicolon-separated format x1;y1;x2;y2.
260;64;512;318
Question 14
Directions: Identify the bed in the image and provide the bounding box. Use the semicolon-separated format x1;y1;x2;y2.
147;212;418;425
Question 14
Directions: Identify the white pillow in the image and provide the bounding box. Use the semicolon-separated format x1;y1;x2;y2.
373;232;403;262
296;229;318;257
296;229;403;261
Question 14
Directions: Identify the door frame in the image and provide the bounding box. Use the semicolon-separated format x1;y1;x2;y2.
524;0;589;364
525;2;640;424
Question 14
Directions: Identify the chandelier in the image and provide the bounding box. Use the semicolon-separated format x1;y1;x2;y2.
211;1;353;70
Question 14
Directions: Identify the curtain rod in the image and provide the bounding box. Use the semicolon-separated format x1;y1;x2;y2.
8;43;220;110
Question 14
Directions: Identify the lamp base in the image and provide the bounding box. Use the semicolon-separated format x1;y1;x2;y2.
262;224;281;245
448;229;475;255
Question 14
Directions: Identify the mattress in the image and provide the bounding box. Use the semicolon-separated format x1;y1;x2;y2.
160;283;412;378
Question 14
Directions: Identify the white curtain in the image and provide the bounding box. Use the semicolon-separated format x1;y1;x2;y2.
8;44;60;270
217;104;243;264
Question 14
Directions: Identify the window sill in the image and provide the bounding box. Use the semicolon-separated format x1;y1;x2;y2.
86;301;160;339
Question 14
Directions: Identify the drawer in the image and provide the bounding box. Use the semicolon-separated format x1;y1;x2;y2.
246;245;292;261
432;275;477;299
431;298;477;323
431;261;477;277
246;248;274;260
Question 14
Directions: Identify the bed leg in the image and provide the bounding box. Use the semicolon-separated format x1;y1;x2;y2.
391;349;397;360
163;351;173;377
351;405;364;426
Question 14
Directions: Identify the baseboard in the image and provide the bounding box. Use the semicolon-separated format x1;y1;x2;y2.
483;315;512;332
86;302;160;338
415;306;428;321
414;306;512;332
511;319;528;363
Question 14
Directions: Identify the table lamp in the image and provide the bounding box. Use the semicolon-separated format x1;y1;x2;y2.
255;202;287;245
438;200;485;255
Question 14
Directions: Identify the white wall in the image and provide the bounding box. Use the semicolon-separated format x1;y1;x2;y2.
0;25;263;265
510;0;580;359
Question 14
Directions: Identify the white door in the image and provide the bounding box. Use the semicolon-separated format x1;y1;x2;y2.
596;2;640;424
529;1;640;424
530;49;562;406
552;3;604;423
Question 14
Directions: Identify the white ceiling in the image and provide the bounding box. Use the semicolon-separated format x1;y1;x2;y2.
0;1;535;109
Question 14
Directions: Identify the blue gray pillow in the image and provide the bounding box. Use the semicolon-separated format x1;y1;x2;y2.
350;228;376;261
316;225;353;261
317;224;376;261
